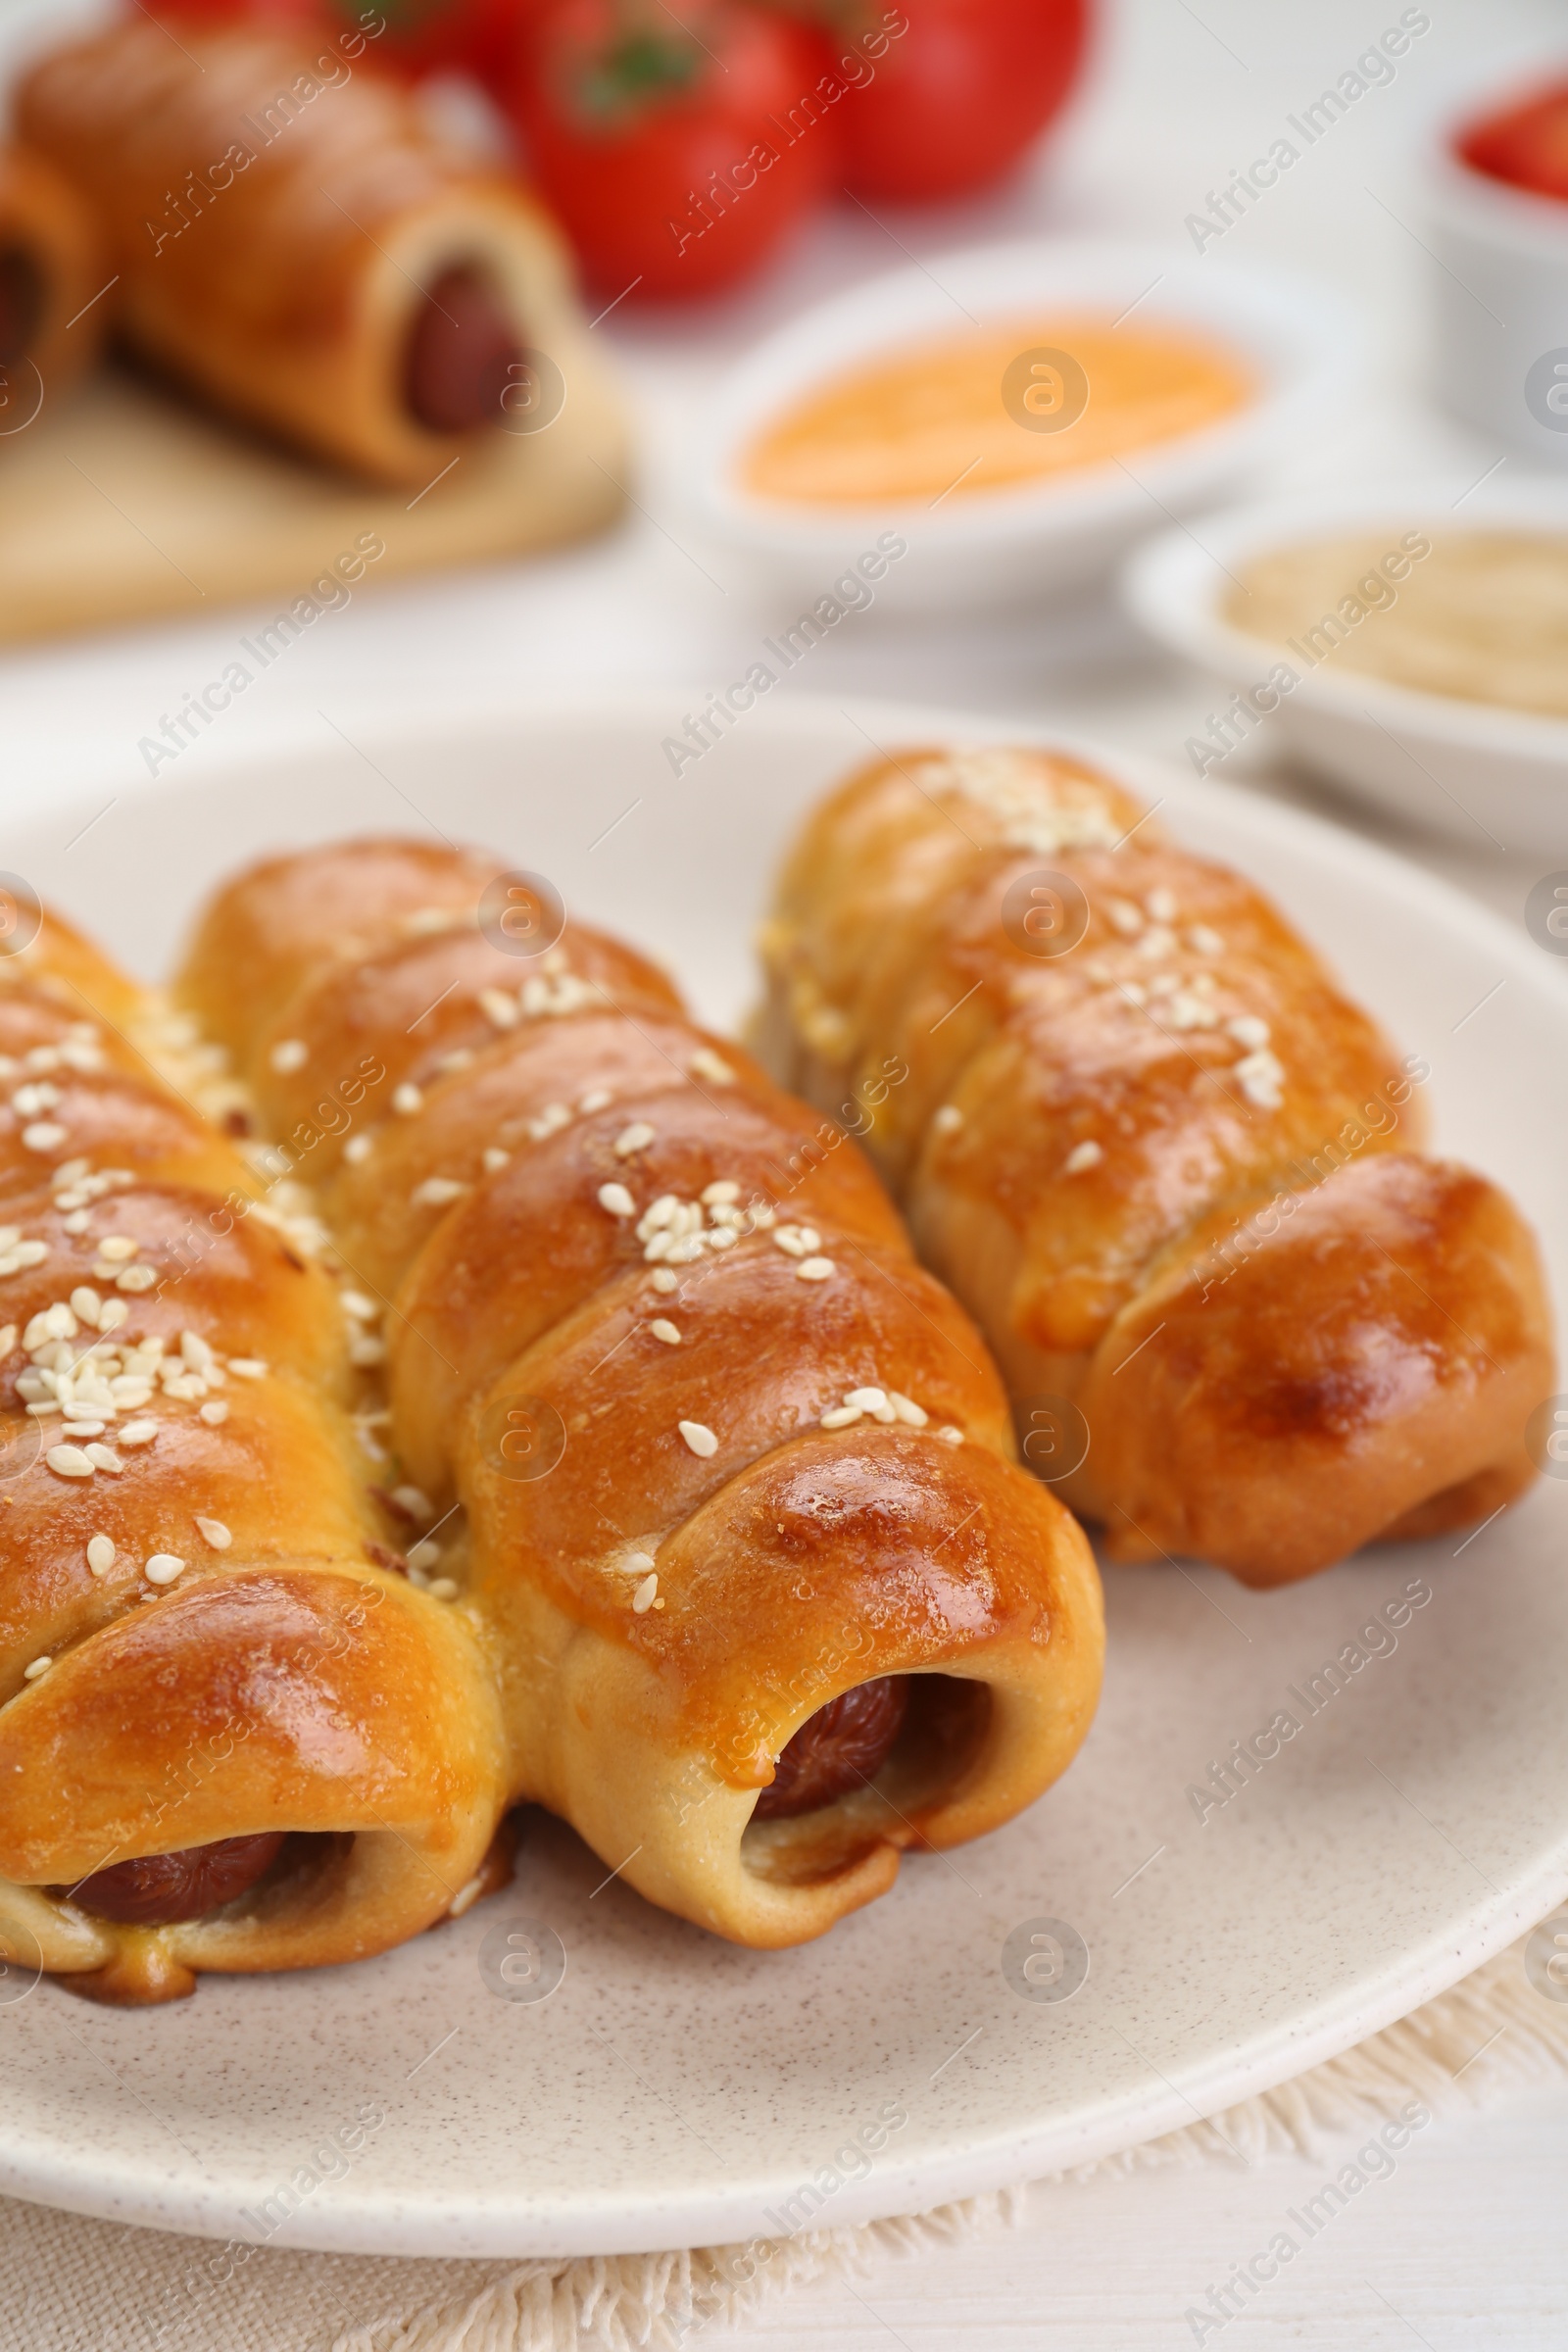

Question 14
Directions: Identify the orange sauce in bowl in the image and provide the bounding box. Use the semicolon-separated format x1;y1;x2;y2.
739;317;1255;510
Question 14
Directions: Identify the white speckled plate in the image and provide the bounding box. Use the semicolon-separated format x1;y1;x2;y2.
1;693;1565;2258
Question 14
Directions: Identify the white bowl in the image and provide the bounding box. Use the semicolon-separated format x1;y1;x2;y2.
680;238;1360;613
1121;479;1568;854
1427;94;1568;467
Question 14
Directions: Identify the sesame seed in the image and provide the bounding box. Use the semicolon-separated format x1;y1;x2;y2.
701;1180;740;1205
97;1300;128;1334
482;1146;511;1173
650;1319;681;1346
679;1420;717;1457
650;1268;678;1294
478;987;518;1030
22;1122;67;1152
116;1265;156;1293
614;1122;657;1158
196;1517;231;1549
632;1571;659;1613
936;1425;964;1446
1187;924;1225;956
412;1176;466;1207
579;1089;612;1113
932;1104;964;1136
22;1656;51;1681
227;1358;267;1378
86;1535;116;1575
1234;1048;1285;1109
888;1392;928;1427
340;1292;378;1322
448;1875;484;1917
689;1049;735;1086
1146;887;1178;923
391;1484;433;1523
1227;1013;1270;1052
119;1420;158;1446
427;1577;459;1602
1063;1141;1103;1174
46;1444;94;1478
343;1133;374;1164
349;1333;385;1367
408;1539;441;1572
1106;898;1144;937
797;1258;835;1282
628;1549;657;1571
144;1554;185;1585
846;1386;892;1416
270;1039;308;1074
392;1083;423;1117
819;1403;862;1428
772;1225;819;1259
599;1182;635;1218
84;1445;122;1474
94;1235;137;1261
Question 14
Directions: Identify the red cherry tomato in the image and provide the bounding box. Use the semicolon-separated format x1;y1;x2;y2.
508;0;838;301
1457;80;1568;206
831;0;1088;204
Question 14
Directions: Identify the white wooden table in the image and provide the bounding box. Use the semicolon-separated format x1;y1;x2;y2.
2;0;1565;2337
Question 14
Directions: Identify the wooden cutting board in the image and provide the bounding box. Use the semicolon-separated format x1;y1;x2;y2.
0;349;629;643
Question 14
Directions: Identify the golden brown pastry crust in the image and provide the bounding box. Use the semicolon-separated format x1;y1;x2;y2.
0;145;104;419
759;747;1554;1587
173;837;1104;1953
16;21;592;483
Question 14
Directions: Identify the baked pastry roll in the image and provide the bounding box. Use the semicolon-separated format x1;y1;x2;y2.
0;906;507;2002
176;838;1103;1953
758;747;1554;1588
16;18;597;484
0;145;104;425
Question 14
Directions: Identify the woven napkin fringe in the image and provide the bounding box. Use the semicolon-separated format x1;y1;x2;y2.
335;1924;1568;2352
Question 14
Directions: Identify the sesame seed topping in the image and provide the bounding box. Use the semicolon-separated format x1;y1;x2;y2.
22;1122;67;1152
343;1134;374;1164
1146;887;1178;923
196;1517;231;1549
679;1420;717;1457
772;1225;819;1259
797;1257;835;1282
1106;897;1144;937
392;1083;423;1117
527;1102;571;1143
932;1104;964;1136
819;1402;861;1428
650;1319;681;1346
408;1539;442;1572
448;1876;484;1918
482;1146;511;1173
391;1486;434;1523
1227;1013;1270;1051
632;1570;659;1613
116;1265;157;1294
227;1358;268;1378
46;1444;94;1479
270;1039;308;1074
690;1048;735;1086
701;1179;741;1206
348;1333;385;1367
341;1291;378;1322
95;1236;137;1262
144;1553;185;1586
119;1420;159;1446
1187;924;1224;956
427;1577;459;1602
650;1268;678;1294
579;1089;612;1113
936;1425;964;1446
1234;1048;1286;1109
22;1656;51;1681
478;987;519;1030
1063;1140;1103;1174
86;1535;115;1576
412;1176;467;1207
846;1387;895;1421
599;1182;636;1218
84;1444;122;1474
613;1122;657;1158
888;1392;928;1427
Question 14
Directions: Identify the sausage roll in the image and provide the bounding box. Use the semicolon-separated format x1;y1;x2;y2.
174;838;1103;1957
16;19;596;484
0;145;104;423
758;747;1554;1589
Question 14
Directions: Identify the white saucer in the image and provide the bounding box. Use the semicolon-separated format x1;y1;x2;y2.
1;692;1564;2257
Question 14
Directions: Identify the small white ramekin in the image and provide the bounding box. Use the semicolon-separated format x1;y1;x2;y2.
678;238;1361;613
1121;479;1568;855
1427;91;1568;467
